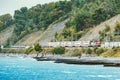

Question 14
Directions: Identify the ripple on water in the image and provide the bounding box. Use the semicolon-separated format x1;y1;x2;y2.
0;57;120;80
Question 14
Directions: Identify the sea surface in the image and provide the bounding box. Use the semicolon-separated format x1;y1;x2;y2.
0;57;120;80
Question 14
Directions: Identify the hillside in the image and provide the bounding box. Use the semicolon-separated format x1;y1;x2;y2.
39;19;68;43
0;26;14;45
11;1;72;45
15;31;43;46
54;0;120;41
15;19;68;46
80;14;120;41
0;0;120;47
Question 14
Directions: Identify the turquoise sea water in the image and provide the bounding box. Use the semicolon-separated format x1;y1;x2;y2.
0;57;120;80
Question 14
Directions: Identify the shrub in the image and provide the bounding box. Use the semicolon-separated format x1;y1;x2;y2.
34;43;42;57
0;46;1;52
96;48;104;56
114;22;120;35
52;47;65;55
72;49;81;56
86;48;92;54
81;48;86;53
105;24;110;32
25;47;33;55
93;47;98;54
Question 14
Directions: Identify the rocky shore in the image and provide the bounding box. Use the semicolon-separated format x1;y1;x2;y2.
34;56;120;67
1;53;120;67
55;57;120;67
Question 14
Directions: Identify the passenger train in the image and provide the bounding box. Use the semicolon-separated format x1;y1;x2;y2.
42;41;101;48
9;41;120;49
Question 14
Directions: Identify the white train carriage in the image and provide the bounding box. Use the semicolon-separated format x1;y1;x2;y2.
59;42;66;47
43;41;101;48
72;41;82;47
11;45;30;49
81;41;91;47
65;41;72;47
50;42;60;47
102;42;120;48
48;42;54;47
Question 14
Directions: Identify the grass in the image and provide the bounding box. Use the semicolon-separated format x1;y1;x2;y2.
1;47;120;58
100;47;120;57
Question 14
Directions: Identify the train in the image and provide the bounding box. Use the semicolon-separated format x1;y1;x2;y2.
101;42;120;48
9;41;120;49
42;41;101;48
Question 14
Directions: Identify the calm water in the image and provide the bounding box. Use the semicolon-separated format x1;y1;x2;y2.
0;57;120;80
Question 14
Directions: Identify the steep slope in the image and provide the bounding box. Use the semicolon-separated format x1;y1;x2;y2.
15;31;43;46
39;19;68;43
0;26;14;45
15;19;68;46
80;14;120;41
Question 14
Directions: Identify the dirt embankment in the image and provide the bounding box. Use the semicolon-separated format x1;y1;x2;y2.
80;14;120;41
0;26;14;45
15;19;68;46
39;19;68;44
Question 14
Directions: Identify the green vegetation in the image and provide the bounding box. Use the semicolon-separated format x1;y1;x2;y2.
0;0;120;46
0;46;2;52
112;22;120;41
99;24;111;41
0;14;13;32
0;0;120;49
114;22;120;35
100;47;120;57
56;0;120;41
86;48;92;54
34;43;42;57
11;1;72;44
52;47;65;55
25;47;33;55
67;49;82;57
95;48;105;56
1;47;120;58
1;48;26;53
99;22;120;42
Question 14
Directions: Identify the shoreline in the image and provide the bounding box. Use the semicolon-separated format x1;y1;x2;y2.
34;56;120;67
1;53;120;67
55;57;120;67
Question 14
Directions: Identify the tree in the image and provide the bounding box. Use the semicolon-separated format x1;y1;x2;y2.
0;14;13;31
34;43;42;57
52;47;65;55
0;45;2;52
